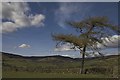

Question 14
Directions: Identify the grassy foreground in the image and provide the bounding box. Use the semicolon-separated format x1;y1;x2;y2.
3;71;109;78
2;52;119;78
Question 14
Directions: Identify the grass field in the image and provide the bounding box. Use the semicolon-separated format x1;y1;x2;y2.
3;71;110;78
2;52;119;78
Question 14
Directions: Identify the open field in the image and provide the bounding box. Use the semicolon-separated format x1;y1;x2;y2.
3;72;109;78
2;52;119;78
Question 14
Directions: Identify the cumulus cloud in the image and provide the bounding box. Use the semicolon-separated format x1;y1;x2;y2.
55;35;119;51
54;44;71;51
1;2;45;33
97;35;120;49
19;44;31;48
54;43;79;51
55;3;91;28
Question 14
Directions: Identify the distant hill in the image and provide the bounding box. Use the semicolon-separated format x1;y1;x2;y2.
2;52;78;61
2;51;119;61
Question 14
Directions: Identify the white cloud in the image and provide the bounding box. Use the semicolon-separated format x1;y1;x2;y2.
30;14;45;27
55;3;91;28
55;35;120;51
54;43;71;51
2;22;18;33
19;44;31;48
1;2;45;33
55;3;78;28
54;43;79;51
97;35;120;49
61;54;71;57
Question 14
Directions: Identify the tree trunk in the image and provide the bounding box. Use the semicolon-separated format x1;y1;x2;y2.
80;45;86;74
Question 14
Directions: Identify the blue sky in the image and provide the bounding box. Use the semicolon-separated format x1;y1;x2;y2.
2;2;119;57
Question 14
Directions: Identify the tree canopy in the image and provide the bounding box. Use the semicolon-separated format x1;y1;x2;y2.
52;16;119;74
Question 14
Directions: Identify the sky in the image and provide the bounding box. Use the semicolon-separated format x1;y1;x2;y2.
1;2;119;58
